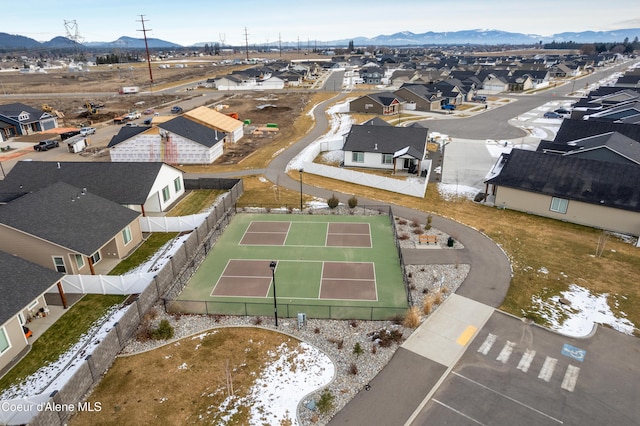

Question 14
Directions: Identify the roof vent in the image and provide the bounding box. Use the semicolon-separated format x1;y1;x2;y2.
57;162;60;169
374;143;378;150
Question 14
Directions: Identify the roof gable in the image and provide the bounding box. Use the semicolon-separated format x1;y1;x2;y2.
184;106;243;133
0;182;140;255
159;116;226;147
343;124;428;155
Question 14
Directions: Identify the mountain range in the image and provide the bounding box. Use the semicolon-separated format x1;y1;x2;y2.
1;28;639;50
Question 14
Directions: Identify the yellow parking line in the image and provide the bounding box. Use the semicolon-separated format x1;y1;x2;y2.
456;325;478;346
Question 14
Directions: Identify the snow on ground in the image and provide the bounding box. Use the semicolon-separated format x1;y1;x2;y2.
216;341;333;425
530;284;635;337
124;233;191;275
437;183;480;200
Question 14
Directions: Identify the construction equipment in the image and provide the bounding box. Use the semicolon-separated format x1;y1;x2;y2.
42;104;53;113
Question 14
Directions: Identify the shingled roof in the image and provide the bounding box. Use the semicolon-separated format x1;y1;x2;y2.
0;251;64;325
343;124;428;156
158;116;226;147
0;161;176;206
0;182;141;255
486;149;640;212
554;119;640;143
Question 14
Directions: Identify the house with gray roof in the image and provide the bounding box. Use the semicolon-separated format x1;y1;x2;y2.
484;149;640;237
108;115;226;164
342;123;429;174
0;251;65;372
394;84;444;111
349;92;405;115
0;102;58;139
0;161;185;215
0;182;142;275
538;132;640;166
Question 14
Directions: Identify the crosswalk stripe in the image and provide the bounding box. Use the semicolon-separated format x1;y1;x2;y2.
561;365;580;392
538;356;557;382
517;349;536;373
477;333;497;355
496;341;516;363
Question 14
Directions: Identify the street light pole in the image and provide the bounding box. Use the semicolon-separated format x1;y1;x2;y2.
298;169;304;212
269;261;278;327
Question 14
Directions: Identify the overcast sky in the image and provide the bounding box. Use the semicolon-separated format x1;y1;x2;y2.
5;0;640;46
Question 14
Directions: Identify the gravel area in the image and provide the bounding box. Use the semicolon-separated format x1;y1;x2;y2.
120;217;470;425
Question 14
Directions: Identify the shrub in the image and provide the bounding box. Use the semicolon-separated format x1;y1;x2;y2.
149;319;174;340
353;342;363;357
327;194;339;209
403;306;421;328
390;313;404;325
350;320;358;328
398;219;407;225
411;218;421;228
423;296;435;315
314;327;321;334
371;345;377;354
316;389;334;414
348;195;358;209
433;291;443;305
425;215;433;231
398;233;410;241
349;362;358;375
371;329;403;347
413;228;424;235
252;316;263;325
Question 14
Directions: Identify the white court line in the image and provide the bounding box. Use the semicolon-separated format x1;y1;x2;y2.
538;357;558;382
561;365;580;392
452;372;563;424
517;349;536;373
496;341;516;364
477;333;497;355
432;399;486;426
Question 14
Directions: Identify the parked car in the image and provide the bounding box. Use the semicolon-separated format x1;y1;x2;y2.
124;122;139;127
554;108;571;116
126;111;141;120
143;118;153;125
143;108;155;115
80;127;96;136
543;111;562;119
33;140;59;151
171;106;183;114
472;95;487;102
441;104;456;111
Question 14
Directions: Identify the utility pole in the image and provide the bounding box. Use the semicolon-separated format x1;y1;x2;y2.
137;15;154;84
278;33;282;57
243;27;250;62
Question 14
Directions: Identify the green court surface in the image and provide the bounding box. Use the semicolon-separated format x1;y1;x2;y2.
176;213;408;320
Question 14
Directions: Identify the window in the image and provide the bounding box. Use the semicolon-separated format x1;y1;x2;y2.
550;197;569;214
174;177;182;192
122;226;132;245
162;185;170;202
0;328;10;355
352;152;364;163
28;300;39;310
53;256;66;273
91;251;101;264
75;254;85;269
382;154;393;165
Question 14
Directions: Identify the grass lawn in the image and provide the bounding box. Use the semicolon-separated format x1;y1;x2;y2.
0;295;125;393
282;171;640;333
108;233;179;276
166;190;225;217
70;328;294;426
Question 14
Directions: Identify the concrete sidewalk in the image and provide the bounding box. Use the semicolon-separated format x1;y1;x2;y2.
328;294;494;426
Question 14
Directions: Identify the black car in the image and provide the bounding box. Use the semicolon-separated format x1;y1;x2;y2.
554;108;571;115
171;106;183;114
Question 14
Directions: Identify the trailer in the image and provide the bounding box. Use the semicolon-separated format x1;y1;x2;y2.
66;134;89;153
119;86;140;95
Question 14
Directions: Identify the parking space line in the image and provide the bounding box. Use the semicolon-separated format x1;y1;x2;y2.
496;341;516;363
517;349;536;373
538;357;558;382
561;365;580;392
452;372;564;424
477;333;497;355
432;399;486;426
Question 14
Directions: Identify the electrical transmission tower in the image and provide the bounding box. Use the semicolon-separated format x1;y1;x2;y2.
64;20;84;44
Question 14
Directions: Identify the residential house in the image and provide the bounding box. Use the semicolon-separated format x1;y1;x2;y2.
184;106;244;143
394;84;443;112
482;73;510;93
0;161;185;215
484;149;640;236
108;117;227;165
537;132;640;166
0;251;65;372
349;92;405;115
359;66;384;85
0;102;58;138
342;122;429;174
583;102;640;124
0;182;143;275
554;118;640;144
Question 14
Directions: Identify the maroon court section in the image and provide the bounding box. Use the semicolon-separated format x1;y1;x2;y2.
326;234;371;248
246;221;291;233
212;277;272;297
319;262;377;301
322;261;375;279
328;222;370;234
223;259;275;276
320;279;377;301
240;232;287;245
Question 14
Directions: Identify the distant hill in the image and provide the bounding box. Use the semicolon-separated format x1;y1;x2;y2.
1;28;639;50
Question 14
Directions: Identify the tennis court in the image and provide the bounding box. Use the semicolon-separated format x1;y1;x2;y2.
176;214;408;320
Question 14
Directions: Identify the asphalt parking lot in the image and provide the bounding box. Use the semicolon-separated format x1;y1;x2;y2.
411;312;640;425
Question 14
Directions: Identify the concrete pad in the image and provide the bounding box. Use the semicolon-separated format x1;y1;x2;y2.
403;294;494;367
